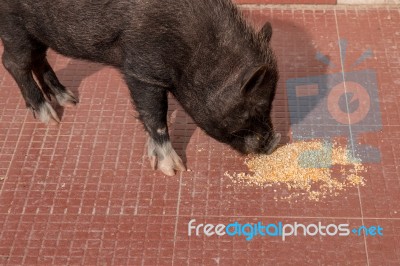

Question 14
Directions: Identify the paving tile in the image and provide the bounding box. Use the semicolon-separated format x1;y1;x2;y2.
0;4;399;265
176;217;368;265
364;219;400;265
334;7;400;219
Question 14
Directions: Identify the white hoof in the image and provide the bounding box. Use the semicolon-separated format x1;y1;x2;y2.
36;102;60;124
55;89;78;107
147;138;186;176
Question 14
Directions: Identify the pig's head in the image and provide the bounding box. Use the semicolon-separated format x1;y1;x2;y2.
218;63;280;155
205;22;281;155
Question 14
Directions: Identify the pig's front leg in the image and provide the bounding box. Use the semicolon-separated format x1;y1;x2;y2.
126;78;186;176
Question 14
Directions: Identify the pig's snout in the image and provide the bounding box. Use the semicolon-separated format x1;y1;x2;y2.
243;132;281;154
266;133;281;155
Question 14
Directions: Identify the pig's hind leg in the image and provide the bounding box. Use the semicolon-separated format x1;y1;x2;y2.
126;78;186;176
31;42;78;107
1;34;60;124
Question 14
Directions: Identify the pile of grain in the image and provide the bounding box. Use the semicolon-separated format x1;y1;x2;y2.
225;140;366;201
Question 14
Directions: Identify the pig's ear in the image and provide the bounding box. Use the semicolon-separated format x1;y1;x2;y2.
240;65;269;96
240;65;278;107
259;22;273;44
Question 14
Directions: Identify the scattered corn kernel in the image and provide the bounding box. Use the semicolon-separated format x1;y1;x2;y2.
225;140;366;202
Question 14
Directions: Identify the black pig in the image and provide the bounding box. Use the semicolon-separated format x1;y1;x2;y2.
0;0;281;176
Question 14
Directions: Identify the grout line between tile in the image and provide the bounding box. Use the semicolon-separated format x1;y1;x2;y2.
36;118;63;263
334;9;370;266
1;101;28;195
3;212;394;220
2;113;28;264
80;76;103;266
133;150;145;217
172;171;183;265
238;4;400;11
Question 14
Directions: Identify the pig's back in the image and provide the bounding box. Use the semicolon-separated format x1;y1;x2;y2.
1;0;132;66
0;0;262;83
